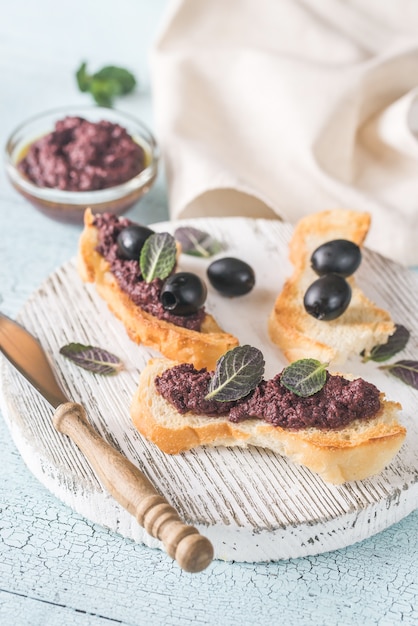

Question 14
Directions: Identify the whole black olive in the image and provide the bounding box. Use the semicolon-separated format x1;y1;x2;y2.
207;257;255;297
303;274;352;321
160;272;207;315
311;239;361;277
117;224;155;260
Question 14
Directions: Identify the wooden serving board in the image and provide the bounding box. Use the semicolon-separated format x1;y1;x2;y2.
1;217;417;562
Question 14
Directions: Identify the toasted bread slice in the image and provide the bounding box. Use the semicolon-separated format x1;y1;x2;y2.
131;357;406;484
77;209;238;370
268;209;395;364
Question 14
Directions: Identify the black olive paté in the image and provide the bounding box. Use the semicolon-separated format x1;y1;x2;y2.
93;213;206;331
155;365;381;430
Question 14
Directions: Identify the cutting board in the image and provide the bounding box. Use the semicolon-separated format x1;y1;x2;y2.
1;217;417;562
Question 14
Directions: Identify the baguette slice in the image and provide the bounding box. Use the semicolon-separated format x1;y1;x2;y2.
268;209;395;364
77;209;238;370
131;357;406;484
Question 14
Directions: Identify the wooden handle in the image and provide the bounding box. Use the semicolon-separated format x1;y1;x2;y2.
53;402;213;573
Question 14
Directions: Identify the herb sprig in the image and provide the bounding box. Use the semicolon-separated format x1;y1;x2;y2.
60;343;123;375
280;359;328;397
76;62;137;107
139;232;177;283
364;323;418;391
174;226;222;258
205;345;265;402
379;360;418;390
362;324;410;363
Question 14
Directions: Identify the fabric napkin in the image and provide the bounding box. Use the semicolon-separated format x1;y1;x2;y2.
151;0;418;266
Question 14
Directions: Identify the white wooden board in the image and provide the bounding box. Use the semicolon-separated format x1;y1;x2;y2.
1;217;417;562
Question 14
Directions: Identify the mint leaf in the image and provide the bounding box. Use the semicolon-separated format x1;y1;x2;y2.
75;62;136;107
174;226;222;258
205;345;265;402
280;359;328;397
379;360;418;390
362;324;410;363
140;232;177;282
60;343;123;375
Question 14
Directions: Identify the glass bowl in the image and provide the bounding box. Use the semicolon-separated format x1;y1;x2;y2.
4;106;159;224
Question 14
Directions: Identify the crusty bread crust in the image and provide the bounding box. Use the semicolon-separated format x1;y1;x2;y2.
268;209;395;364
77;209;238;370
131;358;406;484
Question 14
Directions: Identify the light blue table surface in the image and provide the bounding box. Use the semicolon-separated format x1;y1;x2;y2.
1;2;417;624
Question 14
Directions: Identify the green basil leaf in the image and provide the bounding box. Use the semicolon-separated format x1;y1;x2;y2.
205;345;265;402
140;232;177;282
60;343;123;375
174;226;222;258
379;360;418;390
280;359;328;397
362;324;410;363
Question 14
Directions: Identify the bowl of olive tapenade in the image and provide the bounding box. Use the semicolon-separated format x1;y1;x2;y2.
4;106;159;224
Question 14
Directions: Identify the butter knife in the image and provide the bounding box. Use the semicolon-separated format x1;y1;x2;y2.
0;312;213;573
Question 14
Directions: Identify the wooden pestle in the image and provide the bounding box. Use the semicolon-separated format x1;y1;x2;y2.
53;402;214;573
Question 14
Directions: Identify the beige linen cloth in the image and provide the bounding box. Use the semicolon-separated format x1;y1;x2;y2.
151;0;418;265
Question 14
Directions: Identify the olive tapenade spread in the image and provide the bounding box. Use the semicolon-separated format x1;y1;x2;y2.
94;213;206;331
19;116;145;191
155;363;381;430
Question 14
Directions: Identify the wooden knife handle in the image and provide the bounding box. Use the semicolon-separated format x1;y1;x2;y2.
53;401;213;573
